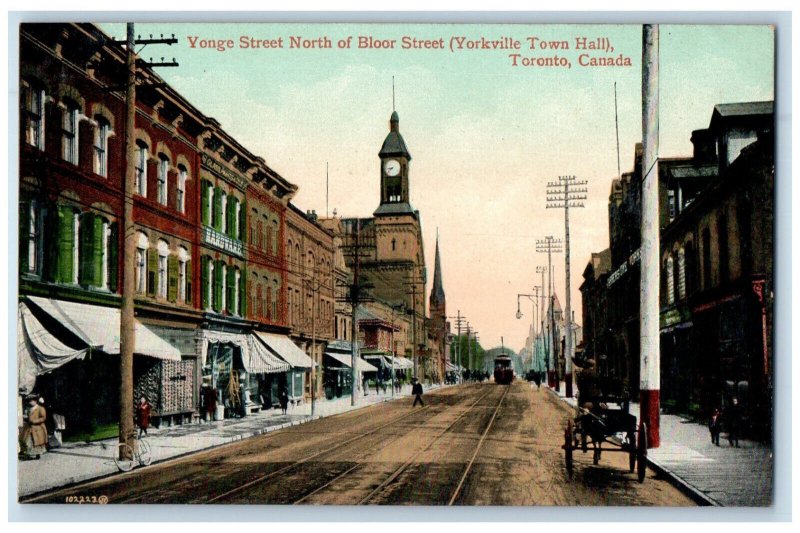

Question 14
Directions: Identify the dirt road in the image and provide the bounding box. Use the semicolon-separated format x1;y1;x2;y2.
26;382;695;506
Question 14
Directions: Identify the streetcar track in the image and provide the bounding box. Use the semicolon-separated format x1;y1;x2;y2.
448;385;510;505
357;385;503;505
203;403;433;503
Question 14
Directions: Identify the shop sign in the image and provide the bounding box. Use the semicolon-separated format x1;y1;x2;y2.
201;153;249;190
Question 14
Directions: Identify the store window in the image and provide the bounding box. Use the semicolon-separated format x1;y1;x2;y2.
178;246;189;303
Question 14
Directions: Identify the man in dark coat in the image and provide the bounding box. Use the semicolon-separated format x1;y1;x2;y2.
726;397;742;447
412;378;424;407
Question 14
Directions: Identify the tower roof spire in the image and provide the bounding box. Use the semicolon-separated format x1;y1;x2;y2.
431;231;445;303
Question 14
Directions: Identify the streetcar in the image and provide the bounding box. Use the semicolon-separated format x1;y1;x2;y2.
493;355;514;384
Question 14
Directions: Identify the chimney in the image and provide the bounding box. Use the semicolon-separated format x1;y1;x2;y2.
691;128;717;163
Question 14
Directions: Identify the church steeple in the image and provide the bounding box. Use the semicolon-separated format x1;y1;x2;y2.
430;231;446;307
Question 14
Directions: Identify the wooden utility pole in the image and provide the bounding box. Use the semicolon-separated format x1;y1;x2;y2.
118;25;178;453
119;23;137;456
640;24;661;448
547;176;588;398
536;237;562;389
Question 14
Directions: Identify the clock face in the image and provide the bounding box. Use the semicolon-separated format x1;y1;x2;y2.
384;159;401;177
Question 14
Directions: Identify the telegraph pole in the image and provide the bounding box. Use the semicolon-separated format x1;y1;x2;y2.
405;275;425;380
536;237;562;389
338;219;376;406
449;311;468;382
536;266;547;379
640;24;661;448
547;176;588;398
119;23;137;456
119;24;177;455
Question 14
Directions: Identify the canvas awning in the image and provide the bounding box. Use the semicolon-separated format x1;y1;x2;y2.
26;296;181;361
255;332;314;369
394;356;414;370
324;352;378;373
200;330;290;374
17;302;89;394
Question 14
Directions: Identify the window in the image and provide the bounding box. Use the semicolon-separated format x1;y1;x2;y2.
234;200;241;239
178;247;189;303
94;118;110;177
157;155;169;205
72;212;80;284
136;249;146;293
157;240;169;298
135;142;148;196
21;200;41;275
233;269;241;315
272;220;279;255
177;165;187;213
677;248;686;300
100;219;110;290
220;263;227;312
220;192;228;234
206;259;214;310
62;101;80;165
22;80;44;149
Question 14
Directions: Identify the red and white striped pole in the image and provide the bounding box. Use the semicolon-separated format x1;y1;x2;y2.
640;24;660;448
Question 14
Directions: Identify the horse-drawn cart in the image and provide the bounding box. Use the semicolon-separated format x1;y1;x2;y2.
563;390;648;483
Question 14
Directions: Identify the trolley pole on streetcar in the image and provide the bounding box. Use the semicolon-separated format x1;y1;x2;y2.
536;237;562;390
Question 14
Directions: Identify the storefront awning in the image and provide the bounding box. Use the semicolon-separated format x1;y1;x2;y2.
201;330;290;374
255;332;314;369
26;296;181;361
18;302;89;394
394;356;414;370
324;352;378;373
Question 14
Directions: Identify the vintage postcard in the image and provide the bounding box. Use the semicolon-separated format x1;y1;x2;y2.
15;20;775;509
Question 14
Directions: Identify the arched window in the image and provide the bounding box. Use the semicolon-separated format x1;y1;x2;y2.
157;240;169;298
135;231;149;293
61;99;80;165
178;246;189;303
176;165;187;213
665;255;675;305
157;154;169;205
21;78;45;150
93;116;111;177
135;141;148;197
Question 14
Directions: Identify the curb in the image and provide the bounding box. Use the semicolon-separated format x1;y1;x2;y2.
544;386;719;507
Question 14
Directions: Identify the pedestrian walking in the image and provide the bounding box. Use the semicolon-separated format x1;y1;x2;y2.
412;378;424;407
279;388;289;415
20;396;47;459
726;397;742;447
136;395;152;438
708;407;722;446
375;378;380;396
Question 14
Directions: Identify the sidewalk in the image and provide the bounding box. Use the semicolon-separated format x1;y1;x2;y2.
18;383;431;499
546;381;773;506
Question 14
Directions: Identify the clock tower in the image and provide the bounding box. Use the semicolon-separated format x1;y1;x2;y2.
375;111;414;216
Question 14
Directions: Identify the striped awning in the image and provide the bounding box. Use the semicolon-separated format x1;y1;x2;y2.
324;352;378;373
201;330;290;374
26;296;181;361
255;332;314;369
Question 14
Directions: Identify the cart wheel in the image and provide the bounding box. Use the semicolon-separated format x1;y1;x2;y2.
637;423;648;483
627;430;636;473
114;443;134;472
137;439;152;466
565;420;574;478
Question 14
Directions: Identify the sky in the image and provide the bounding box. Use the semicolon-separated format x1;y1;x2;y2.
100;23;774;352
